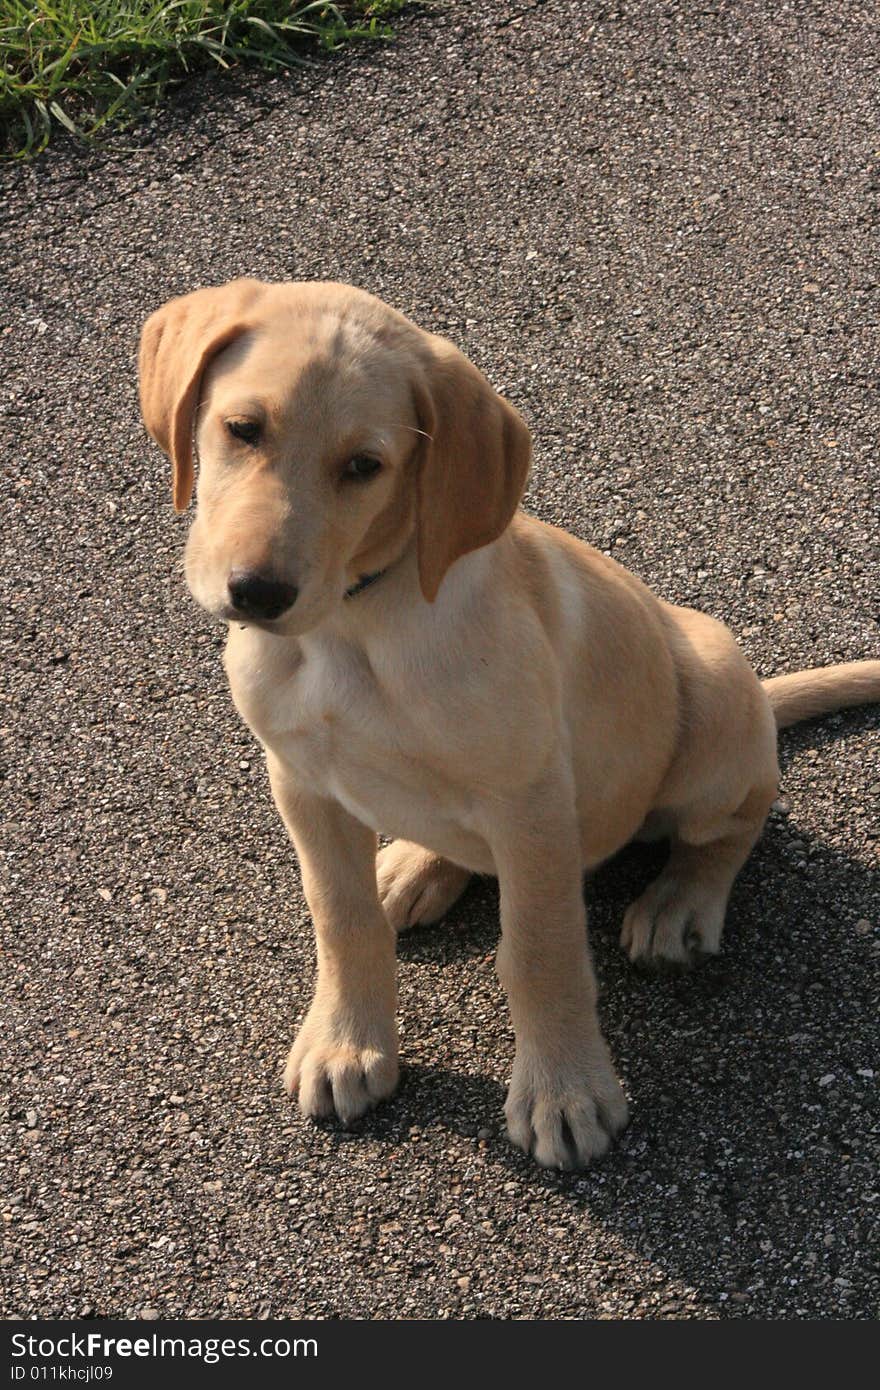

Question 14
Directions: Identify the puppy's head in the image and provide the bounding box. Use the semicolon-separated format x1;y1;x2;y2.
139;279;531;633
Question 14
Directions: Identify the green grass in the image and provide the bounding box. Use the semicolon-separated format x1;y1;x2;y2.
1;1;409;158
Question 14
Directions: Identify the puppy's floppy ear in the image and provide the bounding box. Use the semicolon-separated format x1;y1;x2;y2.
412;336;532;602
138;279;265;512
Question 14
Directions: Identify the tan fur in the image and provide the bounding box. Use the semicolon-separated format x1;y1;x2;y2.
139;279;880;1170
763;661;880;729
412;339;532;601
139;279;268;511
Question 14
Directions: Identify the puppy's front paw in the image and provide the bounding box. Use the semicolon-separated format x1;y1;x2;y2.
283;1004;399;1125
505;1042;629;1170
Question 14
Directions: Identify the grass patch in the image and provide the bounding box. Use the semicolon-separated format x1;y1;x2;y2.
1;1;409;158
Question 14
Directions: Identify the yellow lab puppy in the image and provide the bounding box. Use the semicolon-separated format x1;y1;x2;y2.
139;279;880;1169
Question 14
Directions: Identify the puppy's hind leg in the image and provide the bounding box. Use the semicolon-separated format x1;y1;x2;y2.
621;782;777;968
377;840;472;933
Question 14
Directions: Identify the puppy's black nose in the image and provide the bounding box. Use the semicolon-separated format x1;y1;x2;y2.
228;571;297;621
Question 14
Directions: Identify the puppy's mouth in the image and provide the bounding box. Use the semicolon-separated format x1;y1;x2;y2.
214;587;330;637
219;605;285;633
193;566;341;636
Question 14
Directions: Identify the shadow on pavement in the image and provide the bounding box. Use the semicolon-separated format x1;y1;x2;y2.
358;711;878;1314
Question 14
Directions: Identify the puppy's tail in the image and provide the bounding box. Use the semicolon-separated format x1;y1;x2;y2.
763;660;880;730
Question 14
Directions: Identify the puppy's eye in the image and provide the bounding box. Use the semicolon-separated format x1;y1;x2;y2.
344;454;382;481
226;419;261;446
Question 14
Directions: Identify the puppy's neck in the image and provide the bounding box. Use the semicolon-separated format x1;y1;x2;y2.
318;534;500;651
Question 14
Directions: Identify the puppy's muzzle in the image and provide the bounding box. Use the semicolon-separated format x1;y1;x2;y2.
227;571;298;622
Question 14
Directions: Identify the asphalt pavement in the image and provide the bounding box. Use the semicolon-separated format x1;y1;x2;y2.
1;0;878;1319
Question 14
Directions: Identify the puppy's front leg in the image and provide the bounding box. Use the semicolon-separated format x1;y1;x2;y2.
267;756;398;1124
488;766;628;1169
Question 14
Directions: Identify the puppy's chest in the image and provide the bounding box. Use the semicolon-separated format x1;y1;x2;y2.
226;635;472;836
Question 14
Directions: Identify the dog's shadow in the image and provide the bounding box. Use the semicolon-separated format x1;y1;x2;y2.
374;713;879;1310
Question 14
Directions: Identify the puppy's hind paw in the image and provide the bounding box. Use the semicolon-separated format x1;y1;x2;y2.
377;840;471;933
621;875;726;968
